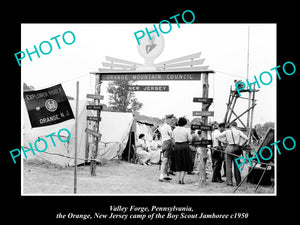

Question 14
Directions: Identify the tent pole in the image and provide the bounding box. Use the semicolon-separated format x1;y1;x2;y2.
74;81;79;194
84;127;89;164
128;125;132;162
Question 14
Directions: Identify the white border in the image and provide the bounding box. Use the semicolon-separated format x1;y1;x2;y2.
20;23;277;196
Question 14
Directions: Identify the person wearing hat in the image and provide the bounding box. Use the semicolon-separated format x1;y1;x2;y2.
158;114;174;182
216;121;248;186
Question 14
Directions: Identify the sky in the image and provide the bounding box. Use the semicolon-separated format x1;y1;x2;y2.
21;23;276;125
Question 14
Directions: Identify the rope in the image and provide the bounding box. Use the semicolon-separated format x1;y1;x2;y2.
214;70;275;87
23;73;91;90
214;70;246;79
41;149;118;164
22;141;122;164
59;73;91;84
41;151;89;161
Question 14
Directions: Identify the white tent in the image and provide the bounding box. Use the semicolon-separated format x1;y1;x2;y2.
22;100;133;166
91;110;133;161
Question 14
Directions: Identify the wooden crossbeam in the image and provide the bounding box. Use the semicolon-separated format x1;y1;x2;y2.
105;56;143;66
93;68;214;74
155;52;201;66
227;105;247;128
156;58;205;69
98;68;133;72
156;66;210;72
228;103;257;126
102;62;137;70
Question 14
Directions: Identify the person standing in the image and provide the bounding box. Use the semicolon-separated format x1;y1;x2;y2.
197;130;209;187
158;115;173;182
188;129;200;174
217;122;248;186
211;122;226;183
172;117;192;184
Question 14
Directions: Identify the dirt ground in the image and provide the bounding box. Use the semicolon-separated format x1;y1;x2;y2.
22;159;274;195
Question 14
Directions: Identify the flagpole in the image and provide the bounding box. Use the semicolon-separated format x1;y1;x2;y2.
74;81;79;194
246;25;251;129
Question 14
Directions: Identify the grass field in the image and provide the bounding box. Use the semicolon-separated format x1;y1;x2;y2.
22;159;274;195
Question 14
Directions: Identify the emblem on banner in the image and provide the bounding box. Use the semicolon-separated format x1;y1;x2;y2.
45;99;58;112
23;84;74;128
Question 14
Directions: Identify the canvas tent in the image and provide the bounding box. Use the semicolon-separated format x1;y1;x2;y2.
22;100;133;166
128;115;163;163
88;108;133;162
120;114;161;162
133;114;162;143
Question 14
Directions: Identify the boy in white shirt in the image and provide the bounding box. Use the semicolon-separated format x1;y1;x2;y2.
217;122;248;186
158;115;174;182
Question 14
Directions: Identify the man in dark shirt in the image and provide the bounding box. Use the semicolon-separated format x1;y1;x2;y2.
211;122;226;183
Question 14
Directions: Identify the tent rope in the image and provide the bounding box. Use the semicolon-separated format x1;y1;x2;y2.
41;150;117;164
22;141;122;164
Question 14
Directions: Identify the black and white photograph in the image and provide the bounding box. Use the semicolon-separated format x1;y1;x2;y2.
5;5;298;225
21;23;277;196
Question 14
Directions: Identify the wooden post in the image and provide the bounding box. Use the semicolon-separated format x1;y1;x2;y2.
74;81;79;193
199;72;209;188
90;74;102;176
247;84;256;143
201;72;209;125
223;86;233;124
228;104;257;126
84;119;89;164
227;93;238;125
246;26;251;129
227;106;247;129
